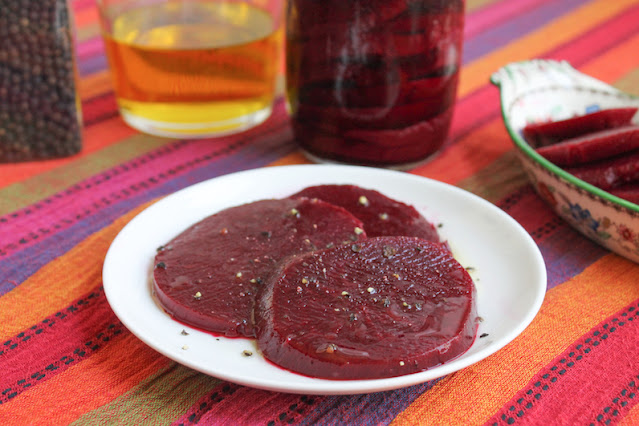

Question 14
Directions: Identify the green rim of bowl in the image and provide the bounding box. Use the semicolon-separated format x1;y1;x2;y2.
500;106;639;213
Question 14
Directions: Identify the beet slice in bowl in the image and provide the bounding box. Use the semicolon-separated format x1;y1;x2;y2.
536;125;639;167
522;107;637;148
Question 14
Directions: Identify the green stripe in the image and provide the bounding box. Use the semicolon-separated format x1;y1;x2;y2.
70;363;220;426
0;134;171;215
614;67;639;96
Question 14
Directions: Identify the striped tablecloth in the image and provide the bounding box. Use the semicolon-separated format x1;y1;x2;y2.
3;0;639;424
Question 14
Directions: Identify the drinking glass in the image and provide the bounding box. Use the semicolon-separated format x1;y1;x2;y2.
97;0;283;138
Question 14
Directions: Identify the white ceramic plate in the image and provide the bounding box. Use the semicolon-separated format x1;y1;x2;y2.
103;164;546;395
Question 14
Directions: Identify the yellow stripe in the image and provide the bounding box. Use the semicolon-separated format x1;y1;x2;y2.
466;0;502;13
391;254;639;425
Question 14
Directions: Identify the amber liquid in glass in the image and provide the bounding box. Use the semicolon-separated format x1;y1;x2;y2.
102;2;280;137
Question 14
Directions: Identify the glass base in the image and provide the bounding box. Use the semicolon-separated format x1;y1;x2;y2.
300;149;443;171
119;105;272;139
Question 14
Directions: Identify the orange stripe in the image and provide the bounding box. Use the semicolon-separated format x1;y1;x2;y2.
0;333;172;424
391;254;639;425
0;202;151;339
457;0;639;98
620;404;639;425
73;5;100;28
415;120;510;184
0;117;136;188
77;70;113;100
268;152;311;167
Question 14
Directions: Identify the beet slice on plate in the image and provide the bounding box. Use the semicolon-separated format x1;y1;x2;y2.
152;198;366;338
292;184;440;241
255;236;477;379
522;107;637;148
566;149;639;190
536;125;639;167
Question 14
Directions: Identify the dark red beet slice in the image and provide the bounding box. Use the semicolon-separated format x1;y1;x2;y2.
609;183;639;204
255;237;477;379
153;198;366;338
536;125;639;167
296;72;455;110
291;184;440;241
294;95;453;130
522;107;637;148
566;149;639;190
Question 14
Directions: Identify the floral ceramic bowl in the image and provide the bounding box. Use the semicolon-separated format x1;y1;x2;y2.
491;59;639;263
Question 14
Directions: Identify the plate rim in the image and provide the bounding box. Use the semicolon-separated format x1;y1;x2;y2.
103;164;547;395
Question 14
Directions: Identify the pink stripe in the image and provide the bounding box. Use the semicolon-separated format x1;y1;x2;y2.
72;0;97;12
464;0;555;39
76;37;104;59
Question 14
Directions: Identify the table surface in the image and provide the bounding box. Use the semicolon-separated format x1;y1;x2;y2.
3;0;639;424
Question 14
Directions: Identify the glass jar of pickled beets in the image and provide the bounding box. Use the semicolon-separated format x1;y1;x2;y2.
285;0;465;169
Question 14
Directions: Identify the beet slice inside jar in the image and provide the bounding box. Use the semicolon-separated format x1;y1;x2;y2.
292;184;440;241
255;236;477;380
152;198;366;338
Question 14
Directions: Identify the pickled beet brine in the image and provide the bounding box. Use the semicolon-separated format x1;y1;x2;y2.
286;0;465;168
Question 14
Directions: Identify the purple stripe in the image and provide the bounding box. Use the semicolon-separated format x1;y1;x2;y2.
0;125;294;295
464;0;555;39
77;54;109;77
299;379;441;425
540;227;608;289
462;0;591;64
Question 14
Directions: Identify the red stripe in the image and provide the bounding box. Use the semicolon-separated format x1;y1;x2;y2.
81;93;119;126
488;301;639;425
0;287;125;403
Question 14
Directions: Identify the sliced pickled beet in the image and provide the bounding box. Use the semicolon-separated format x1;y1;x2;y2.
536;125;639;166
153;198;366;338
292;117;450;167
608;183;639;204
255;237;477;379
522;107;637;148
566;149;639;190
294;95;453;130
292;184;440;241
296;71;455;109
